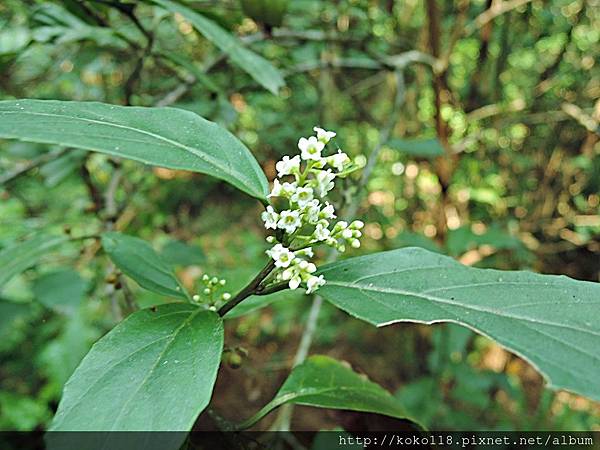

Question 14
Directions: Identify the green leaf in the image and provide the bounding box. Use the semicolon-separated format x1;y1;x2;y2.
0;99;269;200
49;304;224;432
386;138;445;158
38;311;99;389
0;299;31;339
0;26;31;56
394;231;442;253
153;0;285;95
31;3;125;49
32;269;87;314
0;234;67;290
160;239;205;266
446;225;524;257
238;355;411;428
317;247;600;401
101;232;189;300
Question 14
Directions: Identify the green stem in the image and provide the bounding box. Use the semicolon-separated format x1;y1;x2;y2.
297;160;313;185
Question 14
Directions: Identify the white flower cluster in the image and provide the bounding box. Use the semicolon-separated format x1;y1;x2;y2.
261;127;364;294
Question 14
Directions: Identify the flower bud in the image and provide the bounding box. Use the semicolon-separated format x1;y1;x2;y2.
342;228;353;239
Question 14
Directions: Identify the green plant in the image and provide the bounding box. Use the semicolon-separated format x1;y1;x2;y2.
1;102;599;447
1;0;599;446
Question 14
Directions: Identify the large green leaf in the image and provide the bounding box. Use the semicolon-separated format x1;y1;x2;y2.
153;0;285;95
0;99;269;200
50;304;223;432
446;225;524;257
386;138;445;158
0;234;67;290
238;355;411;428
32;268;87;314
160;239;206;267
101;232;189;300
317;247;600;401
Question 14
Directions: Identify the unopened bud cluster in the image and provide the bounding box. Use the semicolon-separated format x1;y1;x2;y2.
261;127;364;294
192;274;231;308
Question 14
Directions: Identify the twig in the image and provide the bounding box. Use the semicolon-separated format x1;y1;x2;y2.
80;159;104;212
464;0;534;36
217;260;276;317
104;165;123;224
155;54;227;107
86;0;152;41
124;28;154;104
254;282;289;297
155;74;196;107
0;149;67;185
561;103;599;134
438;0;470;72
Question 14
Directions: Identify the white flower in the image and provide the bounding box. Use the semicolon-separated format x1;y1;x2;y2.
296;248;314;259
261;206;279;230
314;223;330;241
281;266;302;289
306;275;325;294
290;186;314;207
269;179;297;198
314;169;335;197
260;128;363;297
289;275;302;290
267;244;296;268
333;220;348;232
349;220;365;230
269;179;283;197
342;228;354;239
277;209;302;234
313;126;336;144
283;182;297;197
303;199;321;224
327;150;350;172
320;202;336;220
325;237;338;247
298;136;325;161
276;155;301;177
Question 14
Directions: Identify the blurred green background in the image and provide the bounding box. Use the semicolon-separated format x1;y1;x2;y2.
0;0;599;431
